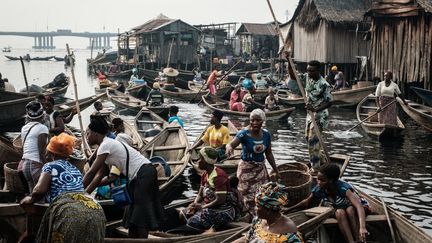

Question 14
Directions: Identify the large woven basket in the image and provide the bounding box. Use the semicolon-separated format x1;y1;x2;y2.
278;170;312;206
4;162;29;194
276;162;309;173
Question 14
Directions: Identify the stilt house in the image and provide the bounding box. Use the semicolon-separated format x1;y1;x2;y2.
235;23;279;59
368;0;432;90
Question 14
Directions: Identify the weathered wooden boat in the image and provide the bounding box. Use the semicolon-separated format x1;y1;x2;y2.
105;204;334;243
140;68;191;90
188;81;233;100
87;50;117;65
411;86;432;106
134;107;168;144
2;46;11;52
190;120;242;176
278;85;377;107
106;70;132;79
30;56;55;61
357;95;405;139
55;92;107;117
160;85;208;102
0;90;35;126
202;95;295;120
318;190;432;243
139;125;190;193
53;56;65;61
127;83;152;100
104;112;145;150
397;98;432;132
4;55;28;61
0;136;21;163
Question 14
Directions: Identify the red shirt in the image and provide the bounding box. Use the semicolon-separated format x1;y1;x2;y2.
206;70;218;85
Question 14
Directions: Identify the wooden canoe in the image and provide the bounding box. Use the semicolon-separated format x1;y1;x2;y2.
106;88;145;112
106;70;132;79
277;85;377;107
411;86;432;106
160;85;208;102
134;107;168;144
190;120;242;176
55;93;107;117
201;95;295;120
318;190;432;243
0;90;36;126
0;136;21;163
139;125;190;193
188;81;233;100
397;98;432;132
105;112;145;150
357;95;405;139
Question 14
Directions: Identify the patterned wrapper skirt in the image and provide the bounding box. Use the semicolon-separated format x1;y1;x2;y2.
182;206;235;231
236;160;268;216
37;192;106;243
378;96;397;125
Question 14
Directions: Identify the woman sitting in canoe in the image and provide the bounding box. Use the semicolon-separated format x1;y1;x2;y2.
230;84;246;111
233;182;303;243
181;147;236;231
20;133;106;242
285;163;370;243
225;109;280;218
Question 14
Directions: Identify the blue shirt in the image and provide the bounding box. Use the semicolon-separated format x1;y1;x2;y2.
168;116;184;128
312;180;356;209
42;159;84;202
236;129;271;162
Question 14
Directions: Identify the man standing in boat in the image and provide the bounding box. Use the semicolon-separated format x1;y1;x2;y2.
286;53;332;172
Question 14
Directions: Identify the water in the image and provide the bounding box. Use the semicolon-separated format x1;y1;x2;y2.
1;48;431;236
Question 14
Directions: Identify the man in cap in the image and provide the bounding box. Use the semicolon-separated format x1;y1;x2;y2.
188;110;230;161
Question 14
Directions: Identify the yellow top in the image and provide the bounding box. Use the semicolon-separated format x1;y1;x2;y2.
202;125;230;148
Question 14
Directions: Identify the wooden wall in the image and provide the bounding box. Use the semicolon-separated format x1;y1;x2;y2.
370;14;432;89
293;21;327;62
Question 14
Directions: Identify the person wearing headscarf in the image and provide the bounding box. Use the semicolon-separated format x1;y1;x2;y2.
233;182;303;243
226;109;280;218
331;66;346;90
20;133;106;243
146;82;164;106
189;110;230;162
229;84;246;111
83;116;163;238
18;101;49;193
242;82;265;112
181;147;235;231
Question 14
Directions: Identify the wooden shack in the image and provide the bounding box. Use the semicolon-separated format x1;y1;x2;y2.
368;0;432;90
235;23;279;59
287;0;372;79
118;15;201;69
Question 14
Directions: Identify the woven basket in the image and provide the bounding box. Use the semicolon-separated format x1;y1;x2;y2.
278;170;312;206
276;162;309;173
4;162;29;194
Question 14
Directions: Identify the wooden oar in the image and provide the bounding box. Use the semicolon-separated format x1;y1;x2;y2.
19;56;30;96
220;225;251;243
380;197;396;243
167;36;175;68
346;99;397;132
265;0;330;163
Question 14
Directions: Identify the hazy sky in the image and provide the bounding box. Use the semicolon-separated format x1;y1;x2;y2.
1;0;299;33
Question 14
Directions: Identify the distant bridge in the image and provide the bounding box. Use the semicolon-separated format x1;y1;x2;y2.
0;30;118;49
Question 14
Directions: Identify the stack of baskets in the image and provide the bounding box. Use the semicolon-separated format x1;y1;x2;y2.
272;162;312;207
3;162;29;194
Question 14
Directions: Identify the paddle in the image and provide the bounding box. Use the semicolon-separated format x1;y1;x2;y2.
190;59;242;103
380;197;396;243
220;225;251;243
19;56;30;96
265;0;330;163
346;99;397;132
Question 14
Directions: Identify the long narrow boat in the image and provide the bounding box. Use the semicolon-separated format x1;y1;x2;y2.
190;120;242;175
188;81;233;100
55;92;107;117
160;86;208;102
411;86;432;106
134;107;168;144
397;98;432;132
30;56;55;61
106;69;132;79
106;112;145;150
277;85;377;107
357;95;405;139
318;190;432;243
202;95;295;120
0;91;35;126
53;56;65;61
139;125;190;193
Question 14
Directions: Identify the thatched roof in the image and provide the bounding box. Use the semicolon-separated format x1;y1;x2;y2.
235;23;277;36
367;0;432;17
292;0;372;30
417;0;432;12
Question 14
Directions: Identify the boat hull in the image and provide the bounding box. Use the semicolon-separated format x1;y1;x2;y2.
397;98;432;132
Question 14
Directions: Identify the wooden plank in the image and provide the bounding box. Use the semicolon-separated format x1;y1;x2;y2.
145;144;186;151
136;120;164;124
323;214;391;225
166;161;185;165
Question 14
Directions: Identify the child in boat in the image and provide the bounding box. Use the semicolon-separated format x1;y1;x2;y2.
264;87;280;111
285;163;370;243
168;105;184;128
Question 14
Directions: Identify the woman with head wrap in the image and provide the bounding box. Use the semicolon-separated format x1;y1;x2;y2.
181;147;235;231
83;116;163;238
242;82;265;112
189;110;230;161
229;84;246;111
20;133;106;242
226;109;280;218
233;182;303;243
18;101;49;193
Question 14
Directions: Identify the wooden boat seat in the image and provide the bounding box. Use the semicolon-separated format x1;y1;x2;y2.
146;144;186;151
322;214;391;225
361;106;379;110
137;120;164;124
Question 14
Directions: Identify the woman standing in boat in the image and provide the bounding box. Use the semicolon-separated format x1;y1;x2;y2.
375;71;408;125
285;163;370;243
225;109;280;218
20;133;106;242
233;182;303;243
83;116;163;238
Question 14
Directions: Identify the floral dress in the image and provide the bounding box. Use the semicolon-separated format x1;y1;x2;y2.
247;217;304;243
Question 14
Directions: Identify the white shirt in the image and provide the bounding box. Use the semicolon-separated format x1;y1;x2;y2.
115;133;133;147
97;137;150;180
375;81;401;97
21;122;49;162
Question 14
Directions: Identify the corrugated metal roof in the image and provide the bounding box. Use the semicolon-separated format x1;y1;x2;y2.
236;23;277;36
132;17;177;34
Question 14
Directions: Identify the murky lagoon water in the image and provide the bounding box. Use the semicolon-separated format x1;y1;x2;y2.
1;48;431;236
